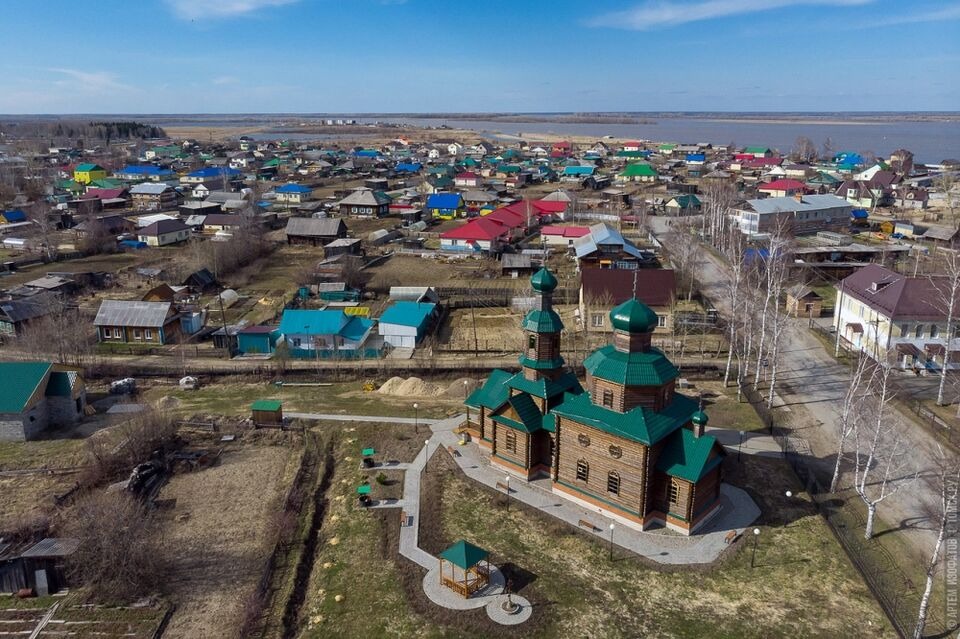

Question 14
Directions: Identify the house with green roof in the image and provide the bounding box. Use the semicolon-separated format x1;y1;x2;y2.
73;163;107;185
465;269;727;535
619;162;658;182
0;361;86;441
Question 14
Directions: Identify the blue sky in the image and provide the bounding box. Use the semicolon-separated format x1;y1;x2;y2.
1;0;958;113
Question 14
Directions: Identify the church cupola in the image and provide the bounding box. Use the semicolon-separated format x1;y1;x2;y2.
519;267;564;381
691;410;708;437
610;298;658;353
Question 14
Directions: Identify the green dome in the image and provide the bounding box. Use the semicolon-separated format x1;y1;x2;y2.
691;411;709;426
530;267;558;293
610;299;658;333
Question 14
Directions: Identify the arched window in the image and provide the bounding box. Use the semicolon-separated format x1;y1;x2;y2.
576;459;589;482
505;430;517;453
607;471;620;495
669;478;681;505
930;325;940;339
528;334;536;349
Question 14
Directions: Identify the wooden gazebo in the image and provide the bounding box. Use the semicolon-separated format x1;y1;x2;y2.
438;540;491;598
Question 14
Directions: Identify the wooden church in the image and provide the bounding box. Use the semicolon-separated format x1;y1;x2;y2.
465;267;726;534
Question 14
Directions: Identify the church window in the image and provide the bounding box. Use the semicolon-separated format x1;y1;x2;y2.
576;459;589;482
505;430;517;453
578;433;591;447
608;445;622;459
528;334;536;349
607;471;620;495
602;389;614;408
669;479;681;505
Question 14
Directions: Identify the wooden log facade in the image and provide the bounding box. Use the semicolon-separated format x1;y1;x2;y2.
465;268;727;535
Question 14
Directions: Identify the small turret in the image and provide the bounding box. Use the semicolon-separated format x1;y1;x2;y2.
691;410;708;437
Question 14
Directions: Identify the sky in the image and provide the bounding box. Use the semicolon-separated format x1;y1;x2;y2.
0;0;958;113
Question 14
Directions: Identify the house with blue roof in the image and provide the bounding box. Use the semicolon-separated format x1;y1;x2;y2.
181;166;241;184
378;301;438;348
274;183;314;205
1;210;27;224
115;165;175;182
277;309;376;358
562;165;596;178
395;162;423;174
426;193;466;220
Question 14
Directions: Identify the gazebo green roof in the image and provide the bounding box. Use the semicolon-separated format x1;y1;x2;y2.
530;267;557;293
356;484;371;495
439;540;488;570
361;447;376;456
611;299;658;333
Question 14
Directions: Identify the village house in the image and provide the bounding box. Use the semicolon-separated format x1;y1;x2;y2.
785;285;824;318
72;163;107;184
454;171;482;188
758;179;810;198
130;182;178;211
619;162;658;183
540;225;591;248
465;269;726;534
274;183;314;205
579;268;676;333
115;165;175;182
137;218;190;246
277;309;375;358
377;301;437;349
337;188;391;217
284;217;347;246
180;166;241;185
0;292;61;337
834;264;960;370
733;194;852;236
0;361;86;441
93;299;182;345
574;223;652;270
426;193;466;220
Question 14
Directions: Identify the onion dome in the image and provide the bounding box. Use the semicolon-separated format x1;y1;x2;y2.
610;299;658;333
530;267;558;293
691;411;709;427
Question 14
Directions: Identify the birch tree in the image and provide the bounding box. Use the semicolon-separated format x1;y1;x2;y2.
930;248;960;406
830;351;873;493
853;361;918;540
913;449;960;639
722;229;746;386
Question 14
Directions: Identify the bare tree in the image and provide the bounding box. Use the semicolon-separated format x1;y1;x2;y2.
721;228;746;386
27;201;58;261
792;136;817;164
852;361;918;540
929;248;960;406
63;491;164;601
830;351;873;492
913;448;960;639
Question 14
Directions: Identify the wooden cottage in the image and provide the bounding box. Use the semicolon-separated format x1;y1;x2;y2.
785;285;823;318
466;268;726;535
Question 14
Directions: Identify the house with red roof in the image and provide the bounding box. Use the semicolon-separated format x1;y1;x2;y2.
757;179;810;198
439;217;512;253
623;141;644;152
454;171;482;188
540;225;590;247
551;141;572;156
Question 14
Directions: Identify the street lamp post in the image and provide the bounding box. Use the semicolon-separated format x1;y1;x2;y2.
738;430;745;462
414;402;419;433
609;523;615;561
751;527;761;568
424;439;430;473
504;475;511;511
463;379;469;401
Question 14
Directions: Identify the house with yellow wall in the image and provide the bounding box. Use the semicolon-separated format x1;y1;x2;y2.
73;163;107;184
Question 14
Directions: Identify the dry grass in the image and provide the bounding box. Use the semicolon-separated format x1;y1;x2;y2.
157;443;299;639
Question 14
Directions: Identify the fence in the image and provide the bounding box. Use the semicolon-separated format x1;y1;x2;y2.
739;382;938;638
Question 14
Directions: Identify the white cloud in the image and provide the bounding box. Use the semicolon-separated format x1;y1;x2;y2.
589;0;874;30
862;3;960;28
48;68;131;92
165;0;299;20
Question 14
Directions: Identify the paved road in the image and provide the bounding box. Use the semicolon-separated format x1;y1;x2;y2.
650;216;946;556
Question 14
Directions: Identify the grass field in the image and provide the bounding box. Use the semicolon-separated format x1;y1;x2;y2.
141;379;469;420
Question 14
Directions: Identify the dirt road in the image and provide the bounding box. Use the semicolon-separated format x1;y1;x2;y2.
650;216;945;557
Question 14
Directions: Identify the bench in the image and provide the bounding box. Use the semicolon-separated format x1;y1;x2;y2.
578;519;599;532
496;481;510;493
724;530;739;544
446;445;461;457
400;511;411;527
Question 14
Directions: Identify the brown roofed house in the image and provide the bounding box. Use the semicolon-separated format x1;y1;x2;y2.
579;268;676;333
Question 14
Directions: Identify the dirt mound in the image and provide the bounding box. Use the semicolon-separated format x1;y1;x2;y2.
396;377;445;397
376;377;407;394
445;378;479;398
157;395;181;410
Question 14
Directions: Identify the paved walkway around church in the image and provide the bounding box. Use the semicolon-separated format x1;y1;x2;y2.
292;410;765;621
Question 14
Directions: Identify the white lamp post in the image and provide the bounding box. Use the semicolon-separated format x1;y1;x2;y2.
504;475;511;512
751;527;761;568
609;523;615;560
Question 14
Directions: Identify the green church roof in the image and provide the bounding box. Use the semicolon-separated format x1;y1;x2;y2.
465;369;512;409
583;344;678;387
610;299;658;333
553;391;698;446
521;309;564;334
655;428;723;482
506;370;582;400
530;267;558;293
491;393;543;433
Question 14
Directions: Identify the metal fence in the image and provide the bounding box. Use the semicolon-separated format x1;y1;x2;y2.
739;382;939;638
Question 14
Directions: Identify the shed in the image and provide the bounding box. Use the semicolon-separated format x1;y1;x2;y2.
237;326;280;355
785;285;823;318
378;301;437;348
251;399;283;426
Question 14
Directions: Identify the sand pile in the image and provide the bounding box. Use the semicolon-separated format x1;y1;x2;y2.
376;376;446;397
445;378;479;398
376;377;407;394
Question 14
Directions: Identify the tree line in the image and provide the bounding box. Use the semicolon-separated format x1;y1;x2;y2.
0;119;166;145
